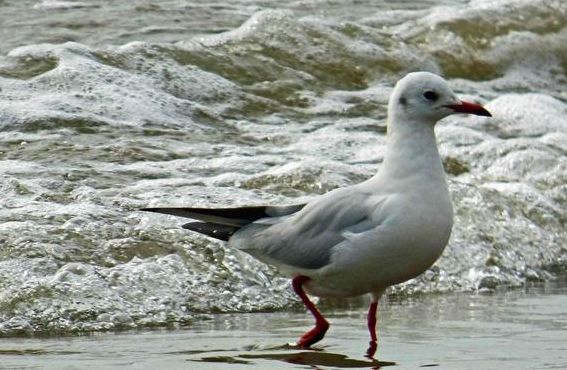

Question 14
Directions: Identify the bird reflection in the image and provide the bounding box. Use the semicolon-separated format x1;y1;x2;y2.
197;348;396;369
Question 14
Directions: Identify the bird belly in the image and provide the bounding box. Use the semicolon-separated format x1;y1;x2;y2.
302;216;453;298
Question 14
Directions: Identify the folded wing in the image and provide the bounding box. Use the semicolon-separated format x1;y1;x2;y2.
142;187;383;271
229;187;381;270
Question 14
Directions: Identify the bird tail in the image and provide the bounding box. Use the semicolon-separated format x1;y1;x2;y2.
141;204;306;241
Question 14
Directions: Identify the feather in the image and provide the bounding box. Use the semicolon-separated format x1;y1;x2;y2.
141;204;306;227
182;222;238;241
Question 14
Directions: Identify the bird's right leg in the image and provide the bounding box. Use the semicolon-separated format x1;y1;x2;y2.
366;290;383;359
291;275;330;347
366;300;378;358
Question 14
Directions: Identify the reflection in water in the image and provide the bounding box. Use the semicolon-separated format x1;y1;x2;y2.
197;349;396;368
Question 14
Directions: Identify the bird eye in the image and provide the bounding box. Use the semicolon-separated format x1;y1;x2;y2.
423;90;438;101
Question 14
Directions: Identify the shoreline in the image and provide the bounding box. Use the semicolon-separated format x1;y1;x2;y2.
1;281;565;369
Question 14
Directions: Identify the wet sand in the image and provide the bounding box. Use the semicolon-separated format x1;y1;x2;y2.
1;281;566;370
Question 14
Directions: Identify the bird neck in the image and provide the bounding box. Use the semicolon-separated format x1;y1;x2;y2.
378;118;446;183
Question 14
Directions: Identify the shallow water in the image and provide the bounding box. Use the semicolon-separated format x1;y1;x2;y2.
1;281;566;369
0;0;566;336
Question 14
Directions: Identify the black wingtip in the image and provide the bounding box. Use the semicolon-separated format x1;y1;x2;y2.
140;208;160;213
182;222;237;241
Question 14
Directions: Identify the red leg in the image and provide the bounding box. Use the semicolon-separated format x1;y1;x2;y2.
291;275;329;348
366;300;378;359
367;301;378;342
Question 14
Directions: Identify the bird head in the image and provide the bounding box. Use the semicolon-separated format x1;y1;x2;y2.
389;72;491;125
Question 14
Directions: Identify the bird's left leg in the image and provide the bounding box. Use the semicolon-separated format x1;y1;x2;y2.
291;275;330;348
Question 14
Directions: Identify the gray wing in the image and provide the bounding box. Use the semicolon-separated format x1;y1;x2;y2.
229;186;382;270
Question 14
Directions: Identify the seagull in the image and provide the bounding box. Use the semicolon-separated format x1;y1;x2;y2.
141;72;491;358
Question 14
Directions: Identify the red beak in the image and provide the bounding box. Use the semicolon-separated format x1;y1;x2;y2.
445;101;491;117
